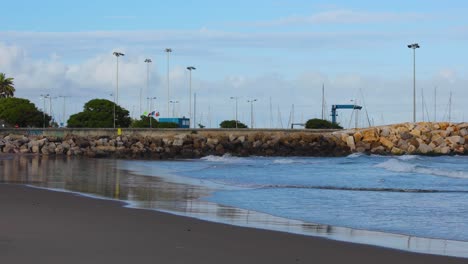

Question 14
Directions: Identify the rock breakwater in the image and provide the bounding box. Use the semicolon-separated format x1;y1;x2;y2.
1;122;467;159
339;122;468;155
0;130;348;159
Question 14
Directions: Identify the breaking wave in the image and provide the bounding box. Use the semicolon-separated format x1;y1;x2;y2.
375;159;468;179
255;184;468;193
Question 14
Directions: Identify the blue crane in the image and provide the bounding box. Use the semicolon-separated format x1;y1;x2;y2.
331;104;362;125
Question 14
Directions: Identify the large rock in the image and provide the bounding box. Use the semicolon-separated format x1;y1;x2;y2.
446;136;465;145
407;144;417;154
362;129;379;143
379;137;394;150
380;127;391;137
346;136;356;151
418;143;433;154
172;138;185;146
370;146;385;154
410;129;421;137
353;132;363;143
391;147;404;155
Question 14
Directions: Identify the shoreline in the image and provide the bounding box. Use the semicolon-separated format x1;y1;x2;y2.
25;175;468;259
2;154;468;259
1;183;467;264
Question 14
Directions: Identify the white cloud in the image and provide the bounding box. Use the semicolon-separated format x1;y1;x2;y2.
239;9;429;27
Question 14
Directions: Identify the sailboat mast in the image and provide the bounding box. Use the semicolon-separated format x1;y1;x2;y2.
321;83;325;120
449;91;452;123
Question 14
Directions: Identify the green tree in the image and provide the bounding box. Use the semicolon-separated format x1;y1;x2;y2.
67;99;131;128
131;115;159;128
0;73;15;98
0;97;50;127
305;118;343;129
219;120;248;128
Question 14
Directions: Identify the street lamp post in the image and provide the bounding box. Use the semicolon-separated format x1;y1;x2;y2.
147;97;157;128
247;99;258;129
407;43;420;123
230;97;239;128
113;52;125;128
40;94;50;128
165;48;172;117
143;59;152;118
170;100;179;117
187;66;196;128
109;93;115;128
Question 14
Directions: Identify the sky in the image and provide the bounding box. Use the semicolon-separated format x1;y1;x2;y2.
1;0;467;128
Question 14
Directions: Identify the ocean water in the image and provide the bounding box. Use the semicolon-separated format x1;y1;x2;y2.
119;154;468;242
2;154;468;256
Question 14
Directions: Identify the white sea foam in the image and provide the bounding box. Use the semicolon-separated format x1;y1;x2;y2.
375;159;468;179
201;154;245;163
375;159;416;172
272;159;296;164
347;153;364;158
397;155;419;161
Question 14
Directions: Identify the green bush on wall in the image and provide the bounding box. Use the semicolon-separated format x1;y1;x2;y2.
305;119;343;129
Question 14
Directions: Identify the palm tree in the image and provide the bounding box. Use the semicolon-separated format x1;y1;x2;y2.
0;73;15;98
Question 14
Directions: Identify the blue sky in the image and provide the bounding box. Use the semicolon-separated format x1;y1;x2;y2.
1;0;467;127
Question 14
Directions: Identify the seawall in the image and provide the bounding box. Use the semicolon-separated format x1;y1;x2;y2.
1;122;467;159
339;122;468;155
0;128;347;158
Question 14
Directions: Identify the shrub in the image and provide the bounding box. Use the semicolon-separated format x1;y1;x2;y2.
305;119;343;129
219;120;248;128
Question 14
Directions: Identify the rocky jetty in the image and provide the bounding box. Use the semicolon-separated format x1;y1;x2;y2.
0;131;348;159
339;122;468;155
0;122;466;159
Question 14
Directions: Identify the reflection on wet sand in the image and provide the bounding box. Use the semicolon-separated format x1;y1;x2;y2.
1;154;468;258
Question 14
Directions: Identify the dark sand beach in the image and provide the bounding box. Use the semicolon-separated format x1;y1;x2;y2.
0;184;466;264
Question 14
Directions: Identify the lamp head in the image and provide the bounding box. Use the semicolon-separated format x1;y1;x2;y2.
407;43;420;49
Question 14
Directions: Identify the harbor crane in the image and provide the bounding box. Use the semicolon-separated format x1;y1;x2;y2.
331;104;362;125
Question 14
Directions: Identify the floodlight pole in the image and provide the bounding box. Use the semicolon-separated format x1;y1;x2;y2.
230;97;239;128
144;59;152;118
170;100;179;117
247;99;258;128
165;48;172;117
147;97;157;128
40;94;50;128
187;66;196;128
113;51;125;128
407;43;420;123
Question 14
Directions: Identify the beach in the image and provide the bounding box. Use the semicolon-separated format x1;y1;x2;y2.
0;184;465;264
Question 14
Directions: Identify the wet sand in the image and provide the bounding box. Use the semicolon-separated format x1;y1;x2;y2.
0;184;466;264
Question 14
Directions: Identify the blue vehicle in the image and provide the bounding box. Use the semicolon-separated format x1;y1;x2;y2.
158;118;190;128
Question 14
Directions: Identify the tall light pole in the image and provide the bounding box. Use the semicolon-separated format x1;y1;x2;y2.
407;43;420;123
40;94;50;128
170;100;179;117
109;93;115;128
143;58;152;118
165;48;172;117
247;99;258;129
113;51;125;128
186;66;196;128
147;97;157;128
58;95;71;127
230;97;239;128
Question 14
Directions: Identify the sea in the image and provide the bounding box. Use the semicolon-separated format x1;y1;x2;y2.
1;153;468;257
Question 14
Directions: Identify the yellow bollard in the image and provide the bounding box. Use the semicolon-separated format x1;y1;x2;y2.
117;128;122;136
